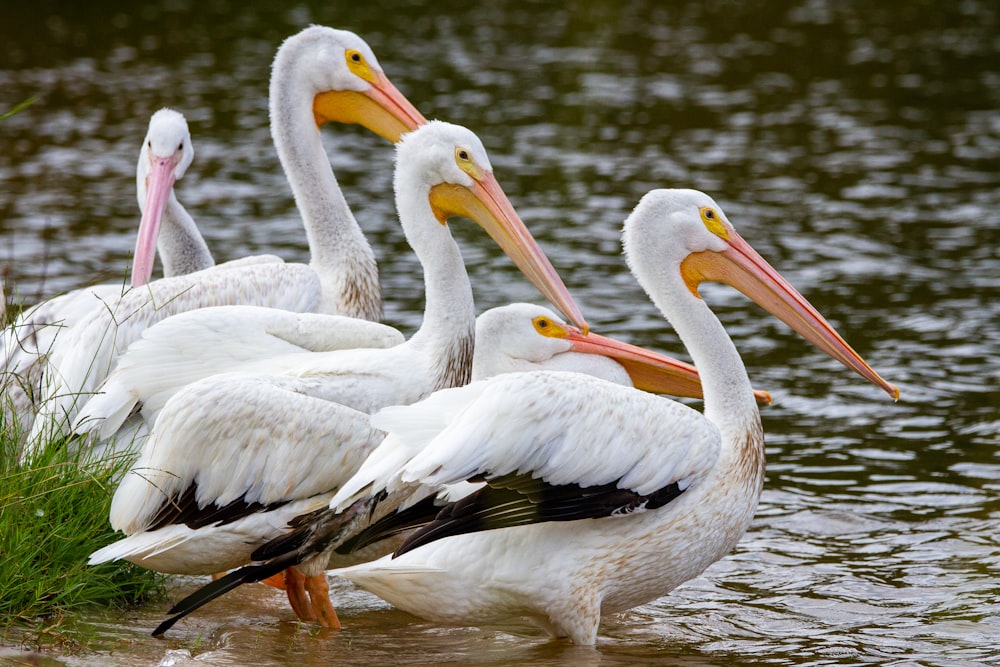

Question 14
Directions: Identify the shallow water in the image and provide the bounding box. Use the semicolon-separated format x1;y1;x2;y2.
1;0;998;665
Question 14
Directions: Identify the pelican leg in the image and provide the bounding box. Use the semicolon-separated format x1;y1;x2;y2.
260;573;287;590
283;567;317;622
304;574;341;630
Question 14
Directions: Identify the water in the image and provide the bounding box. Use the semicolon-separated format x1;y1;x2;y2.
1;0;998;664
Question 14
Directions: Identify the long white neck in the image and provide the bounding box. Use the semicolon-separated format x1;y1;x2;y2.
643;269;762;451
269;70;381;321
394;178;476;391
156;193;215;277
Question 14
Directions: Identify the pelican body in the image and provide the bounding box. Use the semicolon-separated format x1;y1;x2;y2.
323;190;896;644
147;300;729;636
168;189;897;644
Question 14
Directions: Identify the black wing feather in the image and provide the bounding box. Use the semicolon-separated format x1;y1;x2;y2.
151;472;684;636
145;481;291;532
394;472;684;557
152;555;294;637
152;489;430;636
334;493;441;555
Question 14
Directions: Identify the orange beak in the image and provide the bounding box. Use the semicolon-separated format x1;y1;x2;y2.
563;325;771;404
429;173;588;333
313;70;427;142
681;228;899;400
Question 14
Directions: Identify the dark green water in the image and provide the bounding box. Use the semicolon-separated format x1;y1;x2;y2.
1;1;997;665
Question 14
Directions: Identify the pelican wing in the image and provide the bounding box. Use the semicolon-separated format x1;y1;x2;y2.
109;372;385;535
332;371;721;525
24;261;322;448
2;284;126;431
74;305;404;439
393;471;686;557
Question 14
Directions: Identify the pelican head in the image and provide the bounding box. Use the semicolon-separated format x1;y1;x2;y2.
623;188;899;399
396;121;587;332
272;25;426;143
473;303;770;403
132;108;194;287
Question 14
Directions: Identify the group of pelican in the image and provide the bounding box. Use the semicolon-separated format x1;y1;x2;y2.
3;25;898;646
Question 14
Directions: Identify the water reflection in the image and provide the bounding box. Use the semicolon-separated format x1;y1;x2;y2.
1;0;998;665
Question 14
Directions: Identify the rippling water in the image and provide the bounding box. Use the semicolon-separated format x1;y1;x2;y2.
1;0;998;665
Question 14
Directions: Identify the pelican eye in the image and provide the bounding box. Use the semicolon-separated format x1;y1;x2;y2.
454;147;482;179
345;49;377;83
177;141;184;151
532;315;567;338
699;206;729;240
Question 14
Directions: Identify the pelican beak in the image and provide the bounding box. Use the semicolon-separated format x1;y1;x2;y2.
562;325;771;404
680;229;899;400
131;156;176;287
429;174;588;333
314;71;427;142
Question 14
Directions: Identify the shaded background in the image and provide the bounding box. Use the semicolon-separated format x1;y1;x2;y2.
1;1;998;665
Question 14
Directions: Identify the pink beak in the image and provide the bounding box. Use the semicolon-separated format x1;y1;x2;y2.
131;156;176;287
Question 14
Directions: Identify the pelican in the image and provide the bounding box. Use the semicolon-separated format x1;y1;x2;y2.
2;108;211;436
89;121;587;630
131;108;214;286
144;298;738;636
161;189;898;643
22;26;426;448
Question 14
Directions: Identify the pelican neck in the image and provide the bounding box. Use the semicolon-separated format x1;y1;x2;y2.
646;272;761;444
394;177;476;390
269;72;381;320
157;195;215;277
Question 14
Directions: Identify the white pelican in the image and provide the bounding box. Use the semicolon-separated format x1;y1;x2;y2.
160;189;898;643
22;26;427;447
89;121;587;630
144;299;732;636
131;109;214;286
2;108;211;437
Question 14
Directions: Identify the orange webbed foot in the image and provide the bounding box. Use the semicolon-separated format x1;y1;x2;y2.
304;573;341;630
283;567;317;622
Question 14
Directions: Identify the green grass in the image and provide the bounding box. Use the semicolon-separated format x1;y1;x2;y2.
1;97;37;123
0;408;166;626
0;100;165;630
